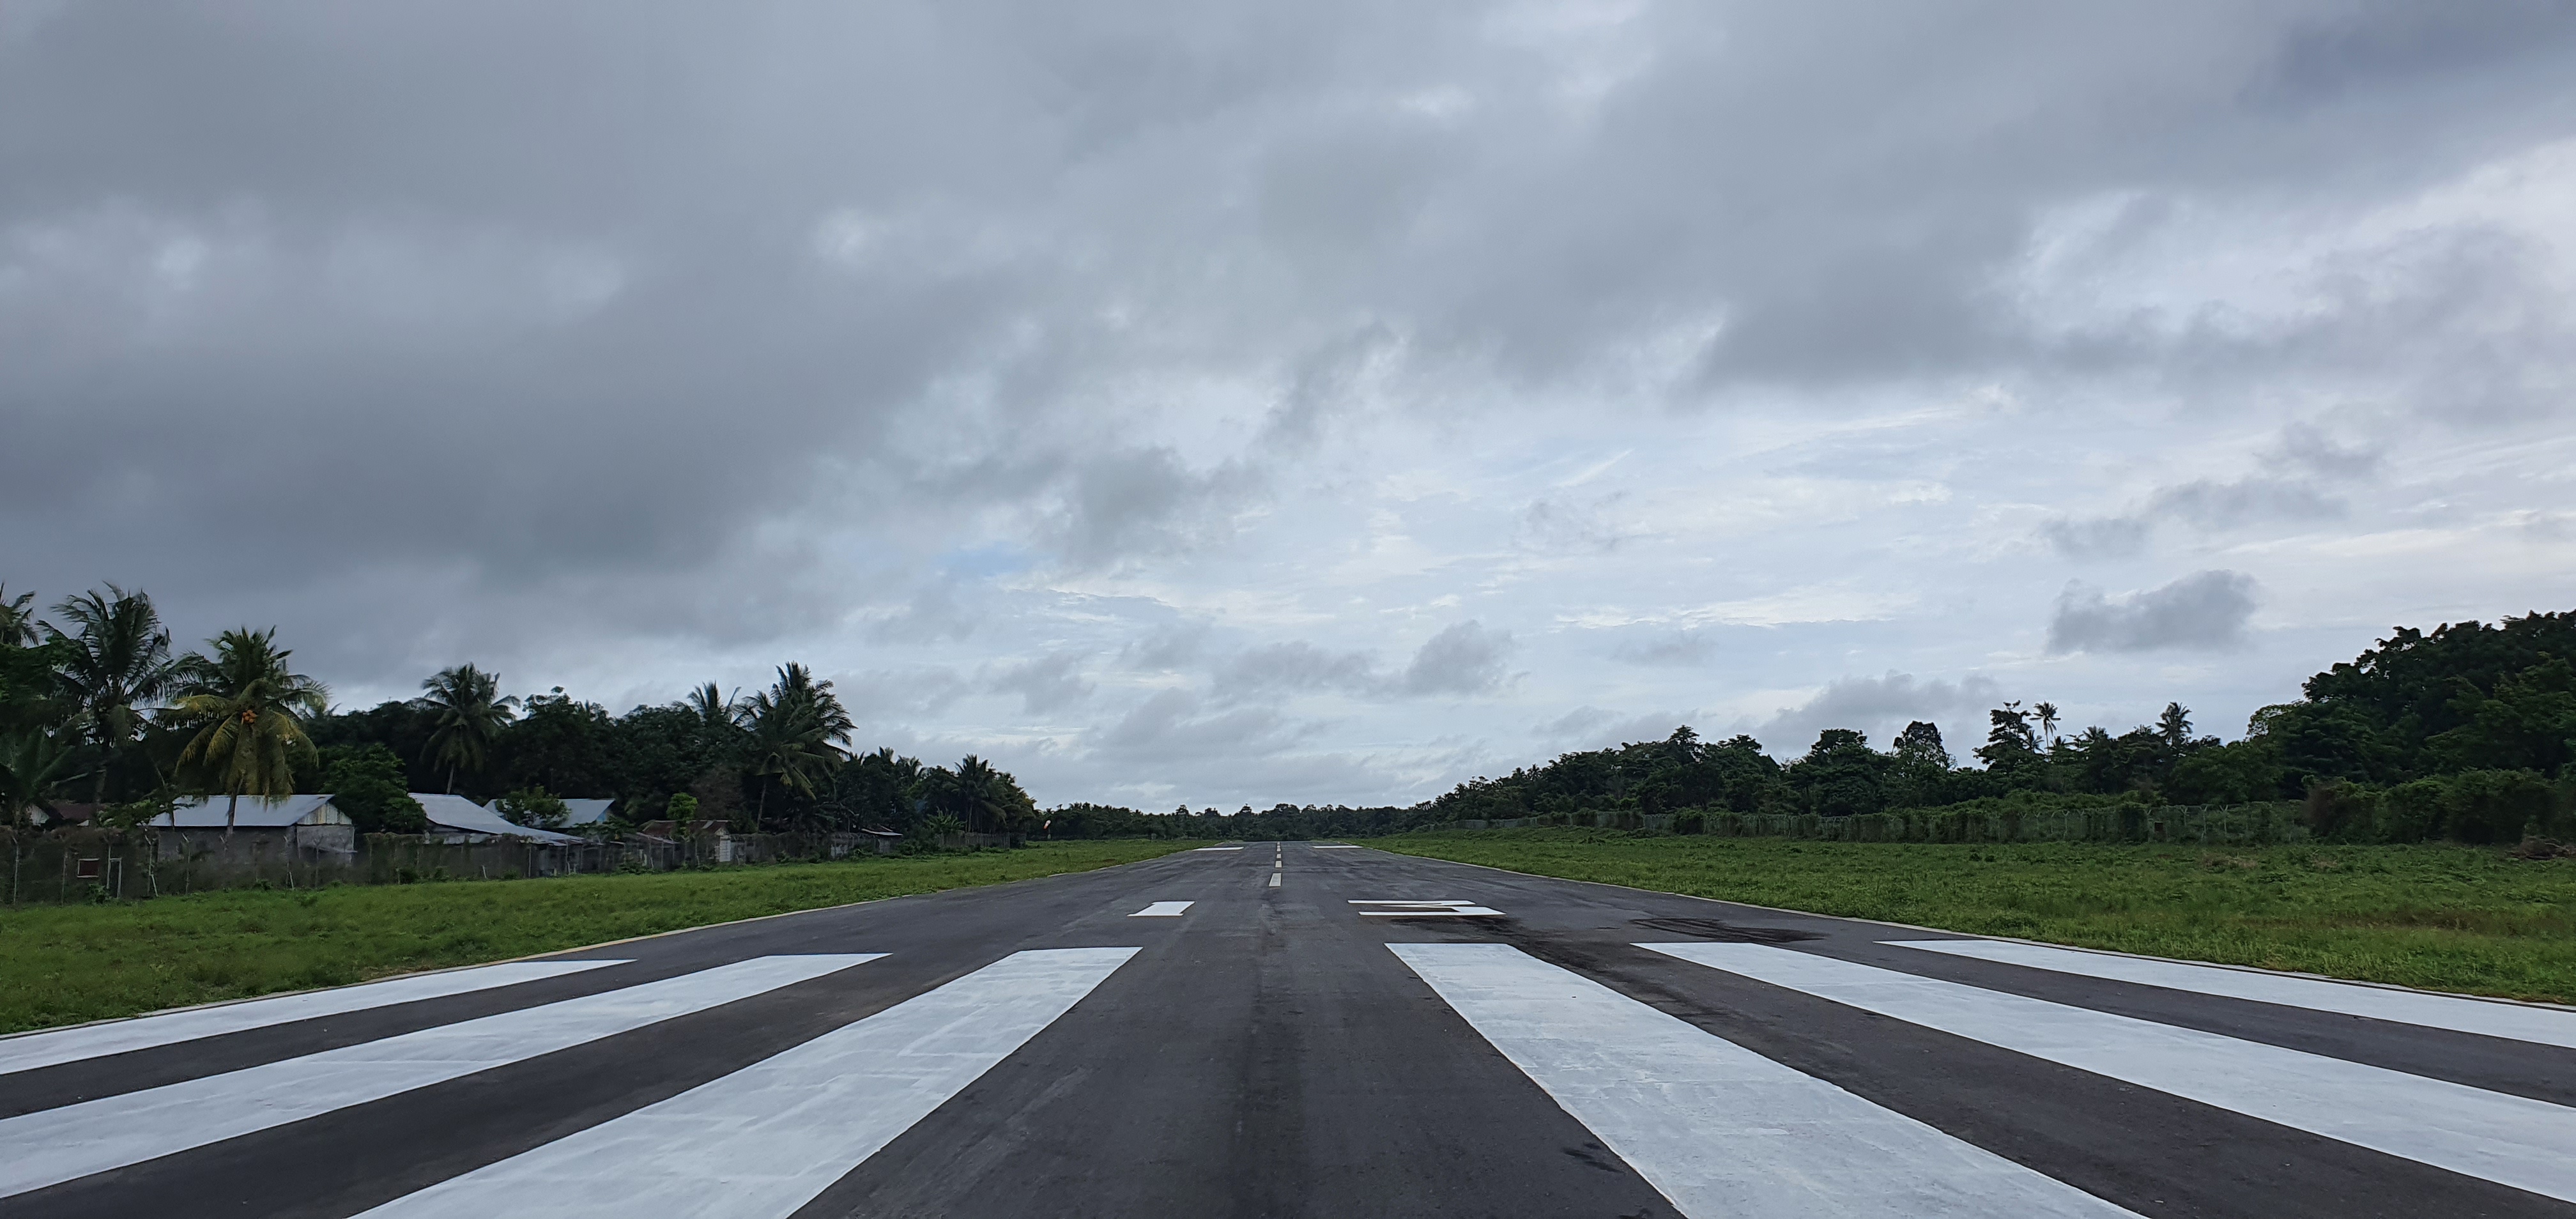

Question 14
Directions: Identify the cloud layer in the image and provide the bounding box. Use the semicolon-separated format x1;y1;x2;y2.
8;2;2576;804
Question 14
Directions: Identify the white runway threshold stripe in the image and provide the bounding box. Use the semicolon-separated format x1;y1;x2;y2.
1647;942;2576;1204
0;954;879;1200
356;947;1140;1219
1129;901;1194;917
1390;943;2138;1219
0;959;627;1077
1890;938;2576;1049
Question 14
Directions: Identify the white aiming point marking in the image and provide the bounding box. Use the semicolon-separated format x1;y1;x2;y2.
1351;900;1503;917
1129;901;1193;917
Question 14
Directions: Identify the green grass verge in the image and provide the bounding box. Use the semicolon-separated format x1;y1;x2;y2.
0;839;1191;1035
1378;830;2576;1004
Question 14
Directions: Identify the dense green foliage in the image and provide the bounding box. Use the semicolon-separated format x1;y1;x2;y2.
10;577;2575;848
0;839;1192;1034
1423;611;2576;845
1383;831;2576;1003
0;582;1059;839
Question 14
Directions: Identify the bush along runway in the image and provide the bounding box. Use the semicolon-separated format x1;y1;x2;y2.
3;843;2573;1218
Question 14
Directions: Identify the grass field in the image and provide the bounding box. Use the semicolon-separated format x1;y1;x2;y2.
1378;830;2576;1004
0;839;1191;1035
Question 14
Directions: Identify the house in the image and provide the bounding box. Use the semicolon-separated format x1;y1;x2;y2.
153;795;356;859
21;802;103;829
558;799;616;828
410;793;586;845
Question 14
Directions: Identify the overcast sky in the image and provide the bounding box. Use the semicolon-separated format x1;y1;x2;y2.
8;1;2576;809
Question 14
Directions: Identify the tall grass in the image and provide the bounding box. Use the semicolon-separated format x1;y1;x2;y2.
1381;830;2576;1003
0;840;1190;1034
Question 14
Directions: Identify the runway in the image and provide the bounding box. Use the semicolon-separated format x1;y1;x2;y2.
2;841;2569;1217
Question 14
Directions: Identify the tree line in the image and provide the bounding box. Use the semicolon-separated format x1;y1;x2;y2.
10;581;2570;845
1423;610;2576;844
0;584;1042;839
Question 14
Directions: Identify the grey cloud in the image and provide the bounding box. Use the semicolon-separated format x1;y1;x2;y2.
1211;622;1514;702
1400;621;1514;697
2048;570;2259;654
2044;474;2343;558
1215;641;1381;700
866;579;981;645
985;651;1094;715
1754;672;2001;756
1121;622;1211;671
840;666;973;720
3;3;2570;808
2150;479;2343;531
1049;448;1261;572
2268;422;2383;479
1534;706;1697;751
2040;516;2154;561
1091;689;1312;758
1518;493;1637;554
1608;626;1719;667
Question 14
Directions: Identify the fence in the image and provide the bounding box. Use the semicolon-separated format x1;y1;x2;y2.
2;826;913;905
1439;802;2308;846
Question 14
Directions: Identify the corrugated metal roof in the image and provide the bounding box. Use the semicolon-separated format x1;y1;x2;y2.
559;799;615;825
157;794;344;829
410;793;586;844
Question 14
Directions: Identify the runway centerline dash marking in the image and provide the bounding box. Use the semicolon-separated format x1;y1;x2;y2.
1392;944;2137;1218
1646;942;2576;1204
354;948;1138;1219
0;959;627;1077
1129;901;1194;917
1890;938;2576;1048
1268;872;1282;887
0;954;881;1200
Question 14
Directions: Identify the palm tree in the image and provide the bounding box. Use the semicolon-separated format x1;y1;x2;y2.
44;585;181;804
0;727;79;829
2034;702;2062;748
167;628;328;836
740;664;852;823
417;664;518;793
0;585;36;648
684;682;742;732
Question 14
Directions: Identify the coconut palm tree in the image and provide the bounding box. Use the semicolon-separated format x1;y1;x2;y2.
2034;702;2062;748
684;682;743;732
167;627;328;836
44;585;181;804
417;664;517;794
740;664;852;824
0;727;79;829
0;585;36;648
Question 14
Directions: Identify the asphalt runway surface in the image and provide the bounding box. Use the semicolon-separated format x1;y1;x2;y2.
4;841;2573;1217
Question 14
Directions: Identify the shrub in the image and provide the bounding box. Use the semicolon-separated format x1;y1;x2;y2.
496;788;569;830
2444;769;2556;844
2304;781;2379;842
2374;779;2450;843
